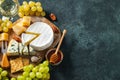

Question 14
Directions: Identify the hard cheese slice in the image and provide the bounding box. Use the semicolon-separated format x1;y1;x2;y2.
7;39;36;56
21;22;54;51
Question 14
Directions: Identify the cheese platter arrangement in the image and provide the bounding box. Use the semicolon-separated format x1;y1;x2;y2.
0;1;67;80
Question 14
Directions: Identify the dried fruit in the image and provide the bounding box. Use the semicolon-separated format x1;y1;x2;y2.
51;25;58;33
12;34;22;42
50;13;57;21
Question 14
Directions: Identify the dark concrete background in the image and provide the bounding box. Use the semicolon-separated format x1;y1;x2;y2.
2;0;120;80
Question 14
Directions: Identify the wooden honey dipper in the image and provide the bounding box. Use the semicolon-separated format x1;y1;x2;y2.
50;29;67;64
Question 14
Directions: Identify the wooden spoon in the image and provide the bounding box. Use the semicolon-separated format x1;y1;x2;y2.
50;29;67;63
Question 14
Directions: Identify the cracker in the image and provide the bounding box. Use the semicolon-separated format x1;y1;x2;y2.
10;57;23;73
22;58;29;66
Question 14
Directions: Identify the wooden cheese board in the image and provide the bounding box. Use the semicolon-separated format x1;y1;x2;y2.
0;16;61;77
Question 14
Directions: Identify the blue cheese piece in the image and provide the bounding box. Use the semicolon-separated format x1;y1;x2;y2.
7;39;19;56
7;39;36;56
19;43;36;55
19;43;28;55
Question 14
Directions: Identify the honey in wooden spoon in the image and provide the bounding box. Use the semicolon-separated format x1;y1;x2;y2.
50;29;67;64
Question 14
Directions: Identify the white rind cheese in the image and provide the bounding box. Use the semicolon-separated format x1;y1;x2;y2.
21;22;54;51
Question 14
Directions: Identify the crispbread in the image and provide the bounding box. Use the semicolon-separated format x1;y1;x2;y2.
22;58;29;66
10;57;23;73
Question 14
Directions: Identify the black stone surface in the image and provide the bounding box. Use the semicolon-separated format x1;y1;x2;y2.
1;0;120;80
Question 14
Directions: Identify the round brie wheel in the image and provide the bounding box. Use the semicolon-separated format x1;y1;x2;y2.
21;22;54;51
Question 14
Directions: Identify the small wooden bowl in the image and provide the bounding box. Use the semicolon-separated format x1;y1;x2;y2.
45;48;63;66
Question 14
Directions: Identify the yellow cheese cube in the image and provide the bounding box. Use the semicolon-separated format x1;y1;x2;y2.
22;16;31;27
12;23;26;35
0;33;8;41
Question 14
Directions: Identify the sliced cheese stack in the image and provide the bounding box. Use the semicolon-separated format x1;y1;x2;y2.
12;16;31;35
7;39;36;56
21;22;54;51
22;16;31;27
12;22;26;35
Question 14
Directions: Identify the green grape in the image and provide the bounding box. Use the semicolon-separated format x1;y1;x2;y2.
0;27;2;32
32;67;38;73
43;79;49;80
3;26;9;32
26;77;32;80
35;2;41;6
30;11;35;16
35;12;40;16
39;64;44;67
42;73;47;79
0;19;2;24
36;72;42;78
1;70;8;76
41;11;46;16
29;1;35;7
4;19;9;23
23;4;30;11
37;6;43;12
3;77;9;80
0;75;1;80
18;12;24;17
44;67;49;73
23;66;31;72
43;61;49;66
17;75;25;80
10;77;16;80
31;6;37;11
24;11;30;16
0;67;3;73
23;1;28;5
39;67;45;73
28;64;34;70
29;72;35;78
23;71;29;77
35;66;39;69
7;21;12;29
1;22;6;27
46;73;50;79
19;6;24;12
33;78;39;80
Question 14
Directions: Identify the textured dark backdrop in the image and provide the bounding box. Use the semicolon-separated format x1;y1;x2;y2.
2;0;120;80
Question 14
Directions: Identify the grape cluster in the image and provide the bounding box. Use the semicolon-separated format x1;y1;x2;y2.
13;60;50;80
18;1;46;17
0;67;9;80
0;19;13;33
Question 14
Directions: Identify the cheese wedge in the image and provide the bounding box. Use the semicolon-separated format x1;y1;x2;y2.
7;39;36;56
1;54;9;68
21;22;54;51
22;32;40;46
22;16;31;27
12;22;26;35
7;39;19;55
